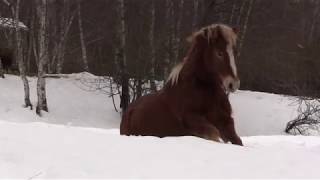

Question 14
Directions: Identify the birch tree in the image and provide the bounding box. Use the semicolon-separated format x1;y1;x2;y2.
36;0;48;115
0;57;4;78
77;0;89;72
50;0;76;74
13;0;32;109
1;0;32;109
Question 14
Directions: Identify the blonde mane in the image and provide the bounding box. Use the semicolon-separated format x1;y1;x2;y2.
166;24;237;86
166;61;185;86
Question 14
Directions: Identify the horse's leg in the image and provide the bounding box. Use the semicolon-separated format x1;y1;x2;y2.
219;117;243;146
182;113;221;142
206;111;242;145
217;119;243;146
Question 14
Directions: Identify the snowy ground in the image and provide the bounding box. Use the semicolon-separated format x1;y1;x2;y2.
1;73;320;178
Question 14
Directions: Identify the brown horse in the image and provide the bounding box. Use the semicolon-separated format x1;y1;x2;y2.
120;24;243;145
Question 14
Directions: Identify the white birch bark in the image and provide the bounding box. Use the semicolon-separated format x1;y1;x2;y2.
36;0;48;115
14;0;32;109
1;0;33;108
55;0;75;74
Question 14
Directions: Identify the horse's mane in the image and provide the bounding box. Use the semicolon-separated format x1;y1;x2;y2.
166;61;185;86
166;24;237;86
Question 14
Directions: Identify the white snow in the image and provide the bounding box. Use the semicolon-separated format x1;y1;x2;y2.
0;73;319;178
0;17;28;31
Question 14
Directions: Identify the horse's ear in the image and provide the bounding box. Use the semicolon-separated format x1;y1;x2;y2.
232;26;240;34
211;25;223;42
202;28;213;43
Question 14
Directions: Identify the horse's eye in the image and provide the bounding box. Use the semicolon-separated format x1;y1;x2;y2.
217;51;224;58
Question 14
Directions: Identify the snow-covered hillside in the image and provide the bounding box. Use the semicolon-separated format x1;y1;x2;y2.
1;73;320;178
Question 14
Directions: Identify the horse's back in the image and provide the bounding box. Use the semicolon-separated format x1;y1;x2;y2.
120;93;186;137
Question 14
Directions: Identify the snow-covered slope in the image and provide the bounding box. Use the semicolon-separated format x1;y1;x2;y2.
0;74;319;178
0;74;120;129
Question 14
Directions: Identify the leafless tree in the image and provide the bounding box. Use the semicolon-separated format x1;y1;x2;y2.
149;0;156;92
35;0;48;115
77;0;89;72
163;0;174;79
49;0;76;74
286;97;320;135
115;0;129;113
1;0;32;109
172;0;184;64
237;0;255;59
0;57;4;78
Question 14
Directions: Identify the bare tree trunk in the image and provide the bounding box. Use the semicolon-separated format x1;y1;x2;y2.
54;0;75;74
237;0;247;26
116;0;129;113
237;0;255;59
149;0;156;92
136;79;142;99
1;0;33;108
173;0;184;64
36;0;48;116
163;0;174;79
0;58;4;78
229;0;237;24
77;0;89;72
192;0;199;30
307;1;320;45
14;0;32;109
26;22;33;72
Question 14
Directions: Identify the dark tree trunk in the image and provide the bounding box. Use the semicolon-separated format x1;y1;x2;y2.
0;58;4;78
120;73;129;113
116;0;129;113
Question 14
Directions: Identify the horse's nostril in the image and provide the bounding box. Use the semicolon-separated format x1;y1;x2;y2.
228;83;233;90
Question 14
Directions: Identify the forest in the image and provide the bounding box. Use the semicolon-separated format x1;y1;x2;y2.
1;0;320;113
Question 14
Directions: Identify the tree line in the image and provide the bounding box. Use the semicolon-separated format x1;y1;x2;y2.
1;0;320;114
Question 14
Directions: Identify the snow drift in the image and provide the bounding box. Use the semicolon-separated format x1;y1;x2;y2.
0;73;319;178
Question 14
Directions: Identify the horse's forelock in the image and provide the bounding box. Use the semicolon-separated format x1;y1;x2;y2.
189;24;237;47
206;24;238;77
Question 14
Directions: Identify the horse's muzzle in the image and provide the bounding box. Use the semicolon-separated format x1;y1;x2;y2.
224;77;240;93
229;79;240;92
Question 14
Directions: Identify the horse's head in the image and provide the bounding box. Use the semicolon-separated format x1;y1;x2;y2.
188;24;240;93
